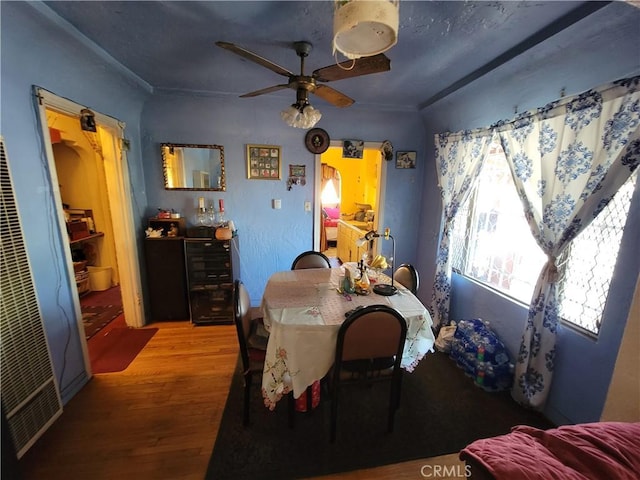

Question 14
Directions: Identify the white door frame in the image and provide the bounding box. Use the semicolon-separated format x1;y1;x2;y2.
35;87;146;373
313;141;386;252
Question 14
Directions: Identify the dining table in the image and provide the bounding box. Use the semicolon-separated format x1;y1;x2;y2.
259;264;436;410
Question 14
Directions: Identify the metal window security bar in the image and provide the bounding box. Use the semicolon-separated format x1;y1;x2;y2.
451;155;636;336
0;137;63;458
556;172;637;335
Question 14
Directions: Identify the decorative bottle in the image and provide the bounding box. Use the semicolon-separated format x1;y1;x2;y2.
207;203;216;226
196;197;207;226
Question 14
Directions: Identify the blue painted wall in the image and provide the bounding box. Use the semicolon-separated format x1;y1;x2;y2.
1;2;150;402
416;2;640;424
141;94;425;304
1;2;424;403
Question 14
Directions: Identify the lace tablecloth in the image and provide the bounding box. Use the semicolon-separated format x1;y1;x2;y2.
260;266;435;409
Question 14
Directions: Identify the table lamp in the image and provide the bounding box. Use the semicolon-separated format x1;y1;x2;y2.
356;228;397;296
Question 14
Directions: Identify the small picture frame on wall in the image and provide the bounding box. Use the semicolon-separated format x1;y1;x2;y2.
247;144;281;179
396;151;416;169
342;139;364;159
289;164;305;178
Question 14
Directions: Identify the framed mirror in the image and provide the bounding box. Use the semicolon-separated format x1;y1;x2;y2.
161;143;226;191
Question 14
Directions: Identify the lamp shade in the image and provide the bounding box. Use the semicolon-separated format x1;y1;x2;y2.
333;0;399;60
281;104;322;129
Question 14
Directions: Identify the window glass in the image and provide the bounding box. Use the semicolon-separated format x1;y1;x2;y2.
452;143;636;335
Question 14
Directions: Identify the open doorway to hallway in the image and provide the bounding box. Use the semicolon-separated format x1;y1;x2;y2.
36;87;146;375
317;143;384;264
47;108;125;350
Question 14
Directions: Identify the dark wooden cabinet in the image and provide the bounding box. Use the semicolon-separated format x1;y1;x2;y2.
144;237;190;321
184;237;239;325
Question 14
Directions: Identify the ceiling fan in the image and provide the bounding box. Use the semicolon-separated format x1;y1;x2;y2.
215;40;391;109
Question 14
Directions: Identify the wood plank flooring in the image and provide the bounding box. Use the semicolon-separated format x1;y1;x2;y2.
19;320;465;480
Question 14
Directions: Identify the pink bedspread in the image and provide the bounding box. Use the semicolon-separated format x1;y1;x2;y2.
324;218;339;227
460;422;640;479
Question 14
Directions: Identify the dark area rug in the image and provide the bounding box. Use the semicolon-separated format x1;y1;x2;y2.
206;351;554;479
89;326;157;374
82;304;123;339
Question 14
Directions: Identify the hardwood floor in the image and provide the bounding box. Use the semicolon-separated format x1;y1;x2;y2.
19;320;465;480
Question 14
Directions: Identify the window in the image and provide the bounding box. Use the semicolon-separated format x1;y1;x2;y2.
452;143;636;336
321;172;341;205
555;173;636;334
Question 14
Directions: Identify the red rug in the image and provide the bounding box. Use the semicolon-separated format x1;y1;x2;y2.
90;325;158;374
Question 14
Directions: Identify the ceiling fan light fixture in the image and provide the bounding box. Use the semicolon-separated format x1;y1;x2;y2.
333;0;399;60
281;102;322;129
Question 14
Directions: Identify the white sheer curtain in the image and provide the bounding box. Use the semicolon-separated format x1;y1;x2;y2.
496;76;640;408
430;128;495;327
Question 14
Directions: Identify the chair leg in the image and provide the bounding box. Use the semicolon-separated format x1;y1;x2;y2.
288;391;295;428
330;384;339;443
387;374;402;433
387;402;396;433
395;372;403;411
243;373;251;427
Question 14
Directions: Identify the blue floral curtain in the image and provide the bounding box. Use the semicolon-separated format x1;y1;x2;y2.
496;76;640;409
430;129;494;327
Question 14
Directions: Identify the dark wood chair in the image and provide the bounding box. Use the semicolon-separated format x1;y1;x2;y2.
393;263;419;294
235;280;302;427
291;250;331;270
329;305;407;442
233;279;268;426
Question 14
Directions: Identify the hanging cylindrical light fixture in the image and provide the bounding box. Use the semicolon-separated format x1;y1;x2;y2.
333;0;399;60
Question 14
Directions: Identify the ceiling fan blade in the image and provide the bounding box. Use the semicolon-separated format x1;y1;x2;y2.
312;84;354;108
216;41;293;78
313;54;391;83
240;84;291;98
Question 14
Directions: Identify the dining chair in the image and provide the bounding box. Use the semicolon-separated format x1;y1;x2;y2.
329;304;408;442
235;279;301;427
393;263;419;294
291;250;331;270
233;279;269;426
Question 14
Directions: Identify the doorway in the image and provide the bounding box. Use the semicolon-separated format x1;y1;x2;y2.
35;87;145;374
48;109;124;343
314;141;386;263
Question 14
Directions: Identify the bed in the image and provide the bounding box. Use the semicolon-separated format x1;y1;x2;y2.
459;421;640;479
323;206;340;242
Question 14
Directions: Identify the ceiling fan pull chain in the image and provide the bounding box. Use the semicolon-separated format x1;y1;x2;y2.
333;51;356;71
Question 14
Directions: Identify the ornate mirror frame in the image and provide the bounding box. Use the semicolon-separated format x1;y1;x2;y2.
161;143;226;191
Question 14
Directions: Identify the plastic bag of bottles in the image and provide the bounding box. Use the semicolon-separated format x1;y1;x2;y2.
449;318;514;392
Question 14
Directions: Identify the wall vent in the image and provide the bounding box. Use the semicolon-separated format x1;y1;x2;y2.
0;137;63;458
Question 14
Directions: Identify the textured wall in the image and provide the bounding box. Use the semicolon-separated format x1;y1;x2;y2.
141;93;425;304
1;3;150;403
419;2;640;424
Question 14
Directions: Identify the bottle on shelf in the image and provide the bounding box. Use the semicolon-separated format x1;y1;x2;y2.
216;198;226;226
195;196;208;226
207;203;216;226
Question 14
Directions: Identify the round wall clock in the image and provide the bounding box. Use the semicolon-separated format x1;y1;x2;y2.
305;128;330;154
